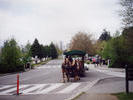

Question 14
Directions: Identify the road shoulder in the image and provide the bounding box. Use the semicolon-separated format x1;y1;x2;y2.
72;93;118;100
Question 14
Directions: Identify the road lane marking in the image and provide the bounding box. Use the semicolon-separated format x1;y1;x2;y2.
22;84;46;94
0;83;81;95
0;85;14;90
57;83;80;93
39;83;63;94
0;85;29;95
37;65;61;69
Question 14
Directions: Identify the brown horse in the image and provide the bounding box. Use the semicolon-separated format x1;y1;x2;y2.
61;58;80;83
77;59;83;77
71;60;80;81
61;58;70;83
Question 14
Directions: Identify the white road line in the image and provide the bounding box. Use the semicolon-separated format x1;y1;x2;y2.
0;83;81;95
37;65;61;69
0;85;29;95
39;83;63;94
22;84;46;94
57;83;80;93
0;85;14;90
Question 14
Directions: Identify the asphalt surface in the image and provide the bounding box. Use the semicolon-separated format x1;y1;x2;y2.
0;59;131;100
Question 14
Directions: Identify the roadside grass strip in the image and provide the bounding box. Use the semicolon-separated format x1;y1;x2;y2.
114;92;133;100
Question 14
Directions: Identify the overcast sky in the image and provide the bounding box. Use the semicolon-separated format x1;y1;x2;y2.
0;0;121;46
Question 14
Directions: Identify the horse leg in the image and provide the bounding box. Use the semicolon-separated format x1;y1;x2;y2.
75;68;80;81
73;69;77;81
66;72;70;82
76;71;80;80
62;69;65;83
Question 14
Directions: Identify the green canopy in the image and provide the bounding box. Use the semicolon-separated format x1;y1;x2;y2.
63;50;86;56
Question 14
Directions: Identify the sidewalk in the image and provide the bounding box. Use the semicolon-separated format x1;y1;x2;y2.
73;64;131;100
85;64;125;73
85;64;125;78
73;93;118;100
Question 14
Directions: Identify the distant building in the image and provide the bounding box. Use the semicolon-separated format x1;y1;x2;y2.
0;47;1;62
0;47;1;54
59;41;63;51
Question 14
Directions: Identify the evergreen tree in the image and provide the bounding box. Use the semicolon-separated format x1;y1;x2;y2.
30;38;41;59
45;45;51;57
99;29;111;41
42;45;49;58
49;43;58;59
40;44;46;60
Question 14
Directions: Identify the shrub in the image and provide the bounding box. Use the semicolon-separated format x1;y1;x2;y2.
0;39;24;73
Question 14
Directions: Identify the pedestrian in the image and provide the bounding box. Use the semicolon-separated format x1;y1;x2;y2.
95;58;99;67
99;57;102;66
107;59;111;67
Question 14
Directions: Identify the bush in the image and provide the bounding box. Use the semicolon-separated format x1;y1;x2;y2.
0;39;24;73
101;36;127;68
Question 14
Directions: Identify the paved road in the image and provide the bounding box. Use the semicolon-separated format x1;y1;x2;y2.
0;59;129;100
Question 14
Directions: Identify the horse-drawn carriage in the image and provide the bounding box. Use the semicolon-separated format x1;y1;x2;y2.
62;50;87;82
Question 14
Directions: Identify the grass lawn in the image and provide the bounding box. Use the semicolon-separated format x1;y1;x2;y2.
114;93;133;100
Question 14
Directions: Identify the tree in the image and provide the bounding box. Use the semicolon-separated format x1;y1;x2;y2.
21;42;32;66
94;40;107;56
49;43;58;59
43;45;50;57
40;44;48;60
69;32;95;55
95;29;111;56
101;35;126;68
0;38;23;73
0;47;2;64
22;42;31;54
30;38;41;59
119;0;133;27
122;27;133;65
55;44;63;55
122;27;133;53
99;29;111;41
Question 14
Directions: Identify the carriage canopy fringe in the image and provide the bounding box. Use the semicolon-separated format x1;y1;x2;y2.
63;50;86;56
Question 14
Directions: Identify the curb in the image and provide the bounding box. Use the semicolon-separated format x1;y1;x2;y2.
65;76;117;100
64;79;100;100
